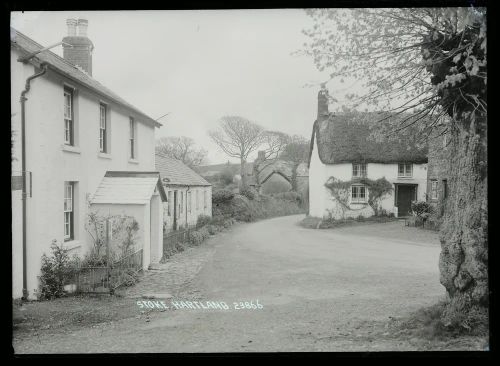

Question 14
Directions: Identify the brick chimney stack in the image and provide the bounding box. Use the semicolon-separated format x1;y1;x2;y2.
317;88;329;120
62;18;94;76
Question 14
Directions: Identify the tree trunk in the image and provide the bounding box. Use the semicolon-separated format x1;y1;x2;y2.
439;113;488;326
291;162;299;192
252;161;261;193
240;158;248;191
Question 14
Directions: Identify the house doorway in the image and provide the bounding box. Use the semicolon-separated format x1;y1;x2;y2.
395;184;417;217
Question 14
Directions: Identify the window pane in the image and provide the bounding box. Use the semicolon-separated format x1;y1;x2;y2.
353;164;358;176
398;164;404;175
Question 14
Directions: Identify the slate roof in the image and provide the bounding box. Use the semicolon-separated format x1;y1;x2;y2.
308;111;428;166
155;154;211;187
91;172;167;205
10;27;160;128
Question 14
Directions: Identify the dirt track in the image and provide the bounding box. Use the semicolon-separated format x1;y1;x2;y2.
14;215;461;353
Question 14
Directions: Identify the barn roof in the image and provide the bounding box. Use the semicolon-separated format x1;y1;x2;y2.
307;111;428;166
91;172;167;205
155;154;211;187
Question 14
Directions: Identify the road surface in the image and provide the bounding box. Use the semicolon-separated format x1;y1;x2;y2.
14;215;446;353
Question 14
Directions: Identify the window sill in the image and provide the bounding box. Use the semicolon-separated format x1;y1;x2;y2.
397;176;414;179
128;158;139;164
63;240;81;251
61;144;81;154
350;202;368;205
98;152;112;160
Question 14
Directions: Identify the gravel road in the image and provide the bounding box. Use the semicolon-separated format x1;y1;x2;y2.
14;215;449;353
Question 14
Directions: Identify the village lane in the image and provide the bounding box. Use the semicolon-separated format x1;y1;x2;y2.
14;215;446;353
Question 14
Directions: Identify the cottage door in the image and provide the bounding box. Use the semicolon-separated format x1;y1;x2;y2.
396;184;417;217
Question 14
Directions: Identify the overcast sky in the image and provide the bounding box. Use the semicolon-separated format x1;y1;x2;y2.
11;10;335;164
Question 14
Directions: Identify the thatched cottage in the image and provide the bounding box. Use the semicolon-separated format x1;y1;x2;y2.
307;90;429;219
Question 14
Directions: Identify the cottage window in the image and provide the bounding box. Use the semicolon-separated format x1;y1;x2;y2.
129;117;136;159
99;103;107;153
188;191;192;213
64;87;74;145
351;185;367;203
64;182;74;241
398;163;413;178
430;180;438;200
167;191;172;216
352;163;367;178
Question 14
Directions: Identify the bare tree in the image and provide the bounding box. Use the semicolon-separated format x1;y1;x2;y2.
279;135;309;191
156;136;207;168
209;116;266;190
252;131;291;191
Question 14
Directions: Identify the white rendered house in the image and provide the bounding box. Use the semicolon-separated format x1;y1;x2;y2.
11;20;166;299
308;90;428;220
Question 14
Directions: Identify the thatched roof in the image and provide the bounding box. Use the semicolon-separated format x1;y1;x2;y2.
307;111;428;166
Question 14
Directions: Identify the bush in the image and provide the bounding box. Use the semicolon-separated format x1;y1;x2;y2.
212;189;235;204
411;200;434;219
39;240;79;300
188;231;204;245
196;214;212;229
240;186;258;200
207;225;218;235
198;227;210;240
273;191;302;204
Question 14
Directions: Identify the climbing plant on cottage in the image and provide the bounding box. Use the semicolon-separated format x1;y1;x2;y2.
324;176;393;216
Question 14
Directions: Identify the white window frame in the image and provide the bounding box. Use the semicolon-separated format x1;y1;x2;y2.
351;185;368;204
352;163;367;178
398;163;413;178
430;180;438;200
129;117;136;159
64;182;74;240
99;103;107;153
64;87;74;145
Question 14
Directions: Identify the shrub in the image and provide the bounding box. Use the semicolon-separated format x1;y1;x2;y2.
207;225;218;235
188;231;204;245
198;227;210;240
356;214;365;222
39;240;79;300
411;201;434;219
212;189;235;204
273;191;302;204
240;186;258;200
196;214;212;229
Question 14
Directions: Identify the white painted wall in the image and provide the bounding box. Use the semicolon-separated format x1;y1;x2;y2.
309;133;427;220
11;48;158;298
162;186;212;232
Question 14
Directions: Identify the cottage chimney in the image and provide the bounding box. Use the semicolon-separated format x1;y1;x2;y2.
62;18;94;76
317;89;329;119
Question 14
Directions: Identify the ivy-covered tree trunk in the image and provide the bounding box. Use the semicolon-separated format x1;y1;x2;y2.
240;158;248;191
439;114;488;326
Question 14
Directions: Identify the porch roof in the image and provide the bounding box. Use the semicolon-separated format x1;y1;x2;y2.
91;171;167;205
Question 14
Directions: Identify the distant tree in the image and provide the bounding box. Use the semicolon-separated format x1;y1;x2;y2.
301;8;487;327
251;131;290;192
279;135;309;191
209;116;267;191
156;136;207;168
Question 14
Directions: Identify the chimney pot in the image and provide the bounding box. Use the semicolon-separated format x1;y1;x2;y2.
77;18;89;37
317;89;329;120
66;18;77;36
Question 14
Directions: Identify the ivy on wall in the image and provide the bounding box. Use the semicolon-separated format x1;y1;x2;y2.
324;176;393;216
